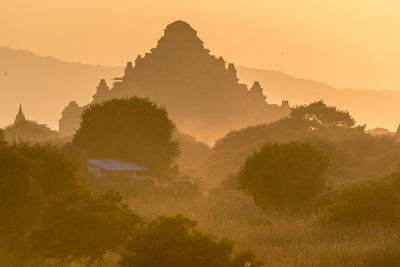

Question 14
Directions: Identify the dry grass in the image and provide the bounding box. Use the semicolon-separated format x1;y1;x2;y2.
128;190;400;267
2;189;398;266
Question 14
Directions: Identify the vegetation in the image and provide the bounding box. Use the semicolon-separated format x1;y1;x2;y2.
0;142;79;250
28;191;141;266
4;120;59;143
207;101;400;188
120;215;264;267
73;97;180;181
3;98;400;267
128;189;400;267
321;175;399;224
0;142;43;250
0;129;4;142
238;142;329;207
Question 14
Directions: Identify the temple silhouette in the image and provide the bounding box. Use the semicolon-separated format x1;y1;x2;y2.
5;104;59;142
59;20;290;142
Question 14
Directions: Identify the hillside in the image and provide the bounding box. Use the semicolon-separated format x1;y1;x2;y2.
0;47;122;129
237;66;400;131
1;46;399;137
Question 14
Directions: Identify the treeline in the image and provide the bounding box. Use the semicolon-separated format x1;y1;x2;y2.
207;101;400;189
0;98;264;266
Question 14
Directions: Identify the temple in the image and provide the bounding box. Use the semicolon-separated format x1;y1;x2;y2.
14;104;26;125
5;104;59;142
59;20;290;142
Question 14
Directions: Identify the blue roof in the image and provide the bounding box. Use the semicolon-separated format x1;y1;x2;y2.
88;159;148;172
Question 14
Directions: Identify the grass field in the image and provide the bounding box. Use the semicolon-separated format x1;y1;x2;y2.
129;190;400;267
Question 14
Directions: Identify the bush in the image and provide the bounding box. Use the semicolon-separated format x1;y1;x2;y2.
0;142;43;250
238;142;330;207
320;176;398;224
167;179;204;198
28;191;142;266
119;215;264;267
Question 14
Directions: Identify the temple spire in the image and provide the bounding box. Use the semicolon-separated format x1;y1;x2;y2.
14;104;26;124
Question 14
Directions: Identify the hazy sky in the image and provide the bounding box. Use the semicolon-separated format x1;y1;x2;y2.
1;0;400;90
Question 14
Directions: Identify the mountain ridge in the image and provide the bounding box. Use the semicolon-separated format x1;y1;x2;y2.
1;46;398;135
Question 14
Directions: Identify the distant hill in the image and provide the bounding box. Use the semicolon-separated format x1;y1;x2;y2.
237;66;400;131
0;47;121;130
1;45;399;138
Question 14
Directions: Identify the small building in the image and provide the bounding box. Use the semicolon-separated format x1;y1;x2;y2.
88;159;149;178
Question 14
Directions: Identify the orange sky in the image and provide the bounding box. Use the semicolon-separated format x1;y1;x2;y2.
1;0;400;91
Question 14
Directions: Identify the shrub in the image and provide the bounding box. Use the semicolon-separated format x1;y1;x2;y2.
119;215;264;267
320;177;398;224
238;142;330;208
28;191;142;266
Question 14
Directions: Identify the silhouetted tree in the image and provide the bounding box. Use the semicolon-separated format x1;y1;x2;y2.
238;142;330;207
290;100;356;129
28;191;142;266
321;175;399;224
17;143;78;196
0;129;4;142
119;215;264;267
0;142;43;250
73;97;180;181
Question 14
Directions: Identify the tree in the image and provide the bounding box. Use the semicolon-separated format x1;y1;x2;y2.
0;128;4;142
290;100;356;129
238;142;330;207
119;215;264;267
28;191;142;266
17;143;78;197
73;97;180;181
0;142;43;250
320;176;398;224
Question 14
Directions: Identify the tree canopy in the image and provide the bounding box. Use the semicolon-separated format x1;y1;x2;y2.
28;191;142;265
238;142;330;207
120;215;264;267
206;101;400;189
290;100;356;129
0;129;4;142
73;97;180;181
0;142;43;250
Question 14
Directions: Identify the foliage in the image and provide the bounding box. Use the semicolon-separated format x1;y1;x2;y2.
119;215;264;267
290;100;356;129
0;142;43;250
62;142;90;178
4;120;59;143
73;97;180;181
173;131;211;179
16;143;78;196
238;142;329;207
0;128;4;142
207;101;400;189
28;191;142;265
320;176;399;224
167;178;204;198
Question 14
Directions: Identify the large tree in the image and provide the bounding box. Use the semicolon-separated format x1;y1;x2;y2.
28;191;142;266
0;142;80;250
119;215;264;267
238;142;330;207
0;142;43;250
73;97;180;181
0;128;4;142
17;143;78;196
